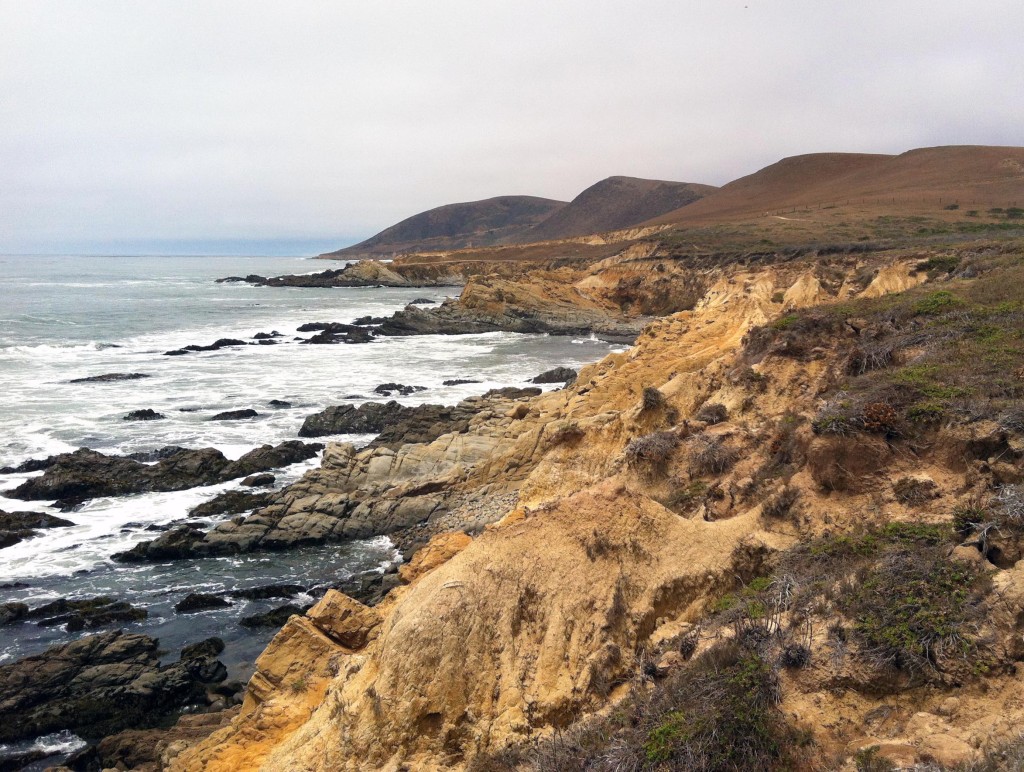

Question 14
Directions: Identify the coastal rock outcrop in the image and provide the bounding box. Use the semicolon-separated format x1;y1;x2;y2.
530;365;578;384
69;372;150;384
297;401;414;438
0;509;73;548
114;390;540;561
8;441;322;503
0;630;227;744
25;595;147;632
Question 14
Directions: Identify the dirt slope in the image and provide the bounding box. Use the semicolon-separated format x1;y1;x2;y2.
648;145;1024;224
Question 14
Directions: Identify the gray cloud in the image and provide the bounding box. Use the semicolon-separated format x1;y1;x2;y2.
1;0;1022;253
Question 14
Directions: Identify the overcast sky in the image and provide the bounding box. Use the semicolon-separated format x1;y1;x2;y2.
1;1;1022;254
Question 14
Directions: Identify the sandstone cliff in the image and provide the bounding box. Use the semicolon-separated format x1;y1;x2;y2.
166;239;1024;770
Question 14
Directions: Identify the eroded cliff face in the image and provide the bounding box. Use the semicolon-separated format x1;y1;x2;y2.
171;244;1024;770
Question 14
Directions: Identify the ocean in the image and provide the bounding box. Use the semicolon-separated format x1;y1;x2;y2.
0;255;620;688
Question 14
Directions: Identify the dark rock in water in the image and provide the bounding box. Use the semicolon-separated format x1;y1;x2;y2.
296;322;374;345
369;403;477;450
0;630;227;744
27;596;147;632
68;708;241;771
0;531;23;548
483;386;542;400
174;593;231;614
11;441;321;503
239;603;307;628
125;445;189;462
123;408;166;421
69;372;150;384
0;455;60;474
241;473;275;488
189;490;273;519
268;399;292;408
252;331;282;340
409;298;436;305
0;747;50;769
530;366;578;384
352;315;389;325
0;602;28;626
230;583;306;601
0;509;74;550
114;524;207;562
442;378;482;386
209;408;258;421
298;400;413;438
164;338;247;356
180;637;225;661
373;382;426;397
255;338;279;345
223;441;323;479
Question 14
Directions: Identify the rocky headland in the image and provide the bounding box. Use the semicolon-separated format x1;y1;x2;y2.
7;147;1024;770
158;233;1024;772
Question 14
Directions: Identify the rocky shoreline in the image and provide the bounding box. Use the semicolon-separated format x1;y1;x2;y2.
0;297;592;769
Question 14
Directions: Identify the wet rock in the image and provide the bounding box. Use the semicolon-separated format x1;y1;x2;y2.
69;372;150;383
253;331;282;340
352;315;389;325
9;447;226;501
123;408;166;421
296;322;374;344
164;338;248;356
27;596;147;632
369;403;478;450
373;382;426;396
180;637;225;661
530;366;577;384
0;509;74;549
64;708;240;772
375;298;645;339
215;263;456;288
114;524;207;562
125;445;189;462
298;400;413;438
409;298;436;305
0;602;28;626
238;603;307;628
241;473;275;487
222;441;322;479
483;386;542;399
174;594;231;614
268;399;292;408
230;583;306;601
189;490;273;518
0;630;227;744
442;378;481;386
209;408;258;421
0;455;60;474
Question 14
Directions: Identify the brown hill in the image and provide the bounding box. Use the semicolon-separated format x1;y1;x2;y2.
525;175;717;241
649;145;1024;225
324;195;567;258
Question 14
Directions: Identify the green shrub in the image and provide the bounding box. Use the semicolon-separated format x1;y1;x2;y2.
838;545;990;675
914;290;962;315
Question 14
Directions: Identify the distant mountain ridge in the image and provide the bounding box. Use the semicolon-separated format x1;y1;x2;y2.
325;196;567;258
322;175;716;258
527;176;716;242
645;145;1024;225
